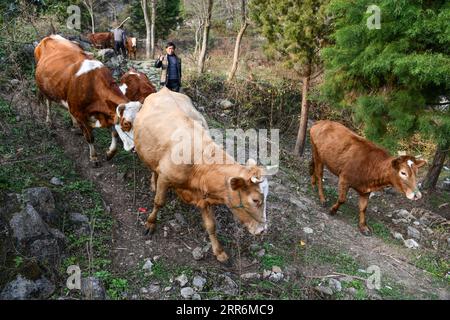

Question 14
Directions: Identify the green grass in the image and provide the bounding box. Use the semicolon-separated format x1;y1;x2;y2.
413;253;449;284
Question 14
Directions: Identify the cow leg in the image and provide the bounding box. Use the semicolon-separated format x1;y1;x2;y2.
330;178;349;215
79;123;99;166
201;206;229;263
144;176;169;235
45;99;51;124
106;127;118;160
150;172;158;193
315;160;326;206
358;193;372;236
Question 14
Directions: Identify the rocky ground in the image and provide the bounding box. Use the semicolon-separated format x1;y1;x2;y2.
0;53;449;300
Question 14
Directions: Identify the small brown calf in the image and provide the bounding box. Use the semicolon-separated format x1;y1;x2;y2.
310;120;426;235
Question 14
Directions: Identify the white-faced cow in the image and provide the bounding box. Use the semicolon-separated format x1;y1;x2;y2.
119;69;156;104
133;87;270;263
310;120;426;236
34;35;141;165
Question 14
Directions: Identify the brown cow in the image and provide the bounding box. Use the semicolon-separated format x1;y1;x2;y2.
119;69;156;104
310;120;426;236
126;37;137;60
34;35;142;165
87;32;113;49
133;87;270;263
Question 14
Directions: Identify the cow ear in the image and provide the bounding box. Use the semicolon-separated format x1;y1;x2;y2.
391;157;402;170
116;104;126;117
230;177;246;191
414;159;427;168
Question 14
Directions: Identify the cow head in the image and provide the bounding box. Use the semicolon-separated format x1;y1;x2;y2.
391;156;426;200
226;159;271;235
115;101;142;151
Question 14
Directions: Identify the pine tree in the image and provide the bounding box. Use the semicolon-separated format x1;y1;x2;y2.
250;0;332;156
322;0;450;189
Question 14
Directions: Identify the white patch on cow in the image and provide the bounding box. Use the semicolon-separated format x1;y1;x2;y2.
122;101;141;123
128;71;140;76
407;160;414;168
131;37;136;47
115;101;142;151
259;178;269;230
60;100;69;109
75;59;103;77
94;120;101;128
50;34;68;42
119;83;128;95
115;125;134;151
109;133;117;153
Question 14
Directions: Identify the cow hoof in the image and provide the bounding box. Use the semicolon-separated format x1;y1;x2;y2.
143;223;156;236
91;160;101;168
222;257;234;268
106;151;117;161
329;208;337;215
359;227;372;237
216;251;229;264
320;201;327;208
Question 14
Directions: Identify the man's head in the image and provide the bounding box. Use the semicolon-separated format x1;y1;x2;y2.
165;42;176;55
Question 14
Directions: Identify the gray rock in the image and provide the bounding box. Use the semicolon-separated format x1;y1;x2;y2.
180;287;195;299
447;238;450;246
192;247;204;260
176;274;189;287
215;275;238;296
256;249;265;257
404;239;420;249
142;259;153;272
49;228;67;248
218;99;233;109
442;180;450;191
22;187;57;225
392;232;404;241
0;275;54;299
346;287;357;296
148;284;160;294
69;212;91;236
397;209;414;221
407;226;421;240
50;177;63;186
272;266;282;273
315;285;333;296
174;212;187;225
328;278;342;293
289;196;308;211
69;212;89;224
192;293;201;300
240;273;260;280
29;238;60;264
140;287;148;294
269;272;284;282
98;48;115;60
303;227;314;234
10;204;49;242
192;276;207;290
81;277;106;300
10;79;20;86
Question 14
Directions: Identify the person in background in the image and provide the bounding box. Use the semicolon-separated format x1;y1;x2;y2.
113;24;127;58
154;42;182;92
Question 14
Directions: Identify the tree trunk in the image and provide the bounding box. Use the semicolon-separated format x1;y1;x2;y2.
197;0;213;74
294;62;312;157
194;19;203;57
141;0;151;59
227;0;248;82
150;0;156;58
422;145;448;190
83;1;95;33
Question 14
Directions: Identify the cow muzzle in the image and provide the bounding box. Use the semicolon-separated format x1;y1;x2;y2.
406;189;422;200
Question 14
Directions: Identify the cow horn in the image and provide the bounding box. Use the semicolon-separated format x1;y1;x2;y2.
251;176;264;184
116;104;126;118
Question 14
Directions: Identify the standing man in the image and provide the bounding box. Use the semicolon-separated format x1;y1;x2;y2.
113;24;127;58
154;42;182;92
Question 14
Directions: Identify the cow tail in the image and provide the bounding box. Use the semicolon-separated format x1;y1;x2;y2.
309;158;315;177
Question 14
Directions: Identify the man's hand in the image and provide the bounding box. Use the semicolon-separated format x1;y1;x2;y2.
159;55;164;61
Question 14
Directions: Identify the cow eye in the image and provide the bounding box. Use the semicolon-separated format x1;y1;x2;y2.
400;171;407;176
